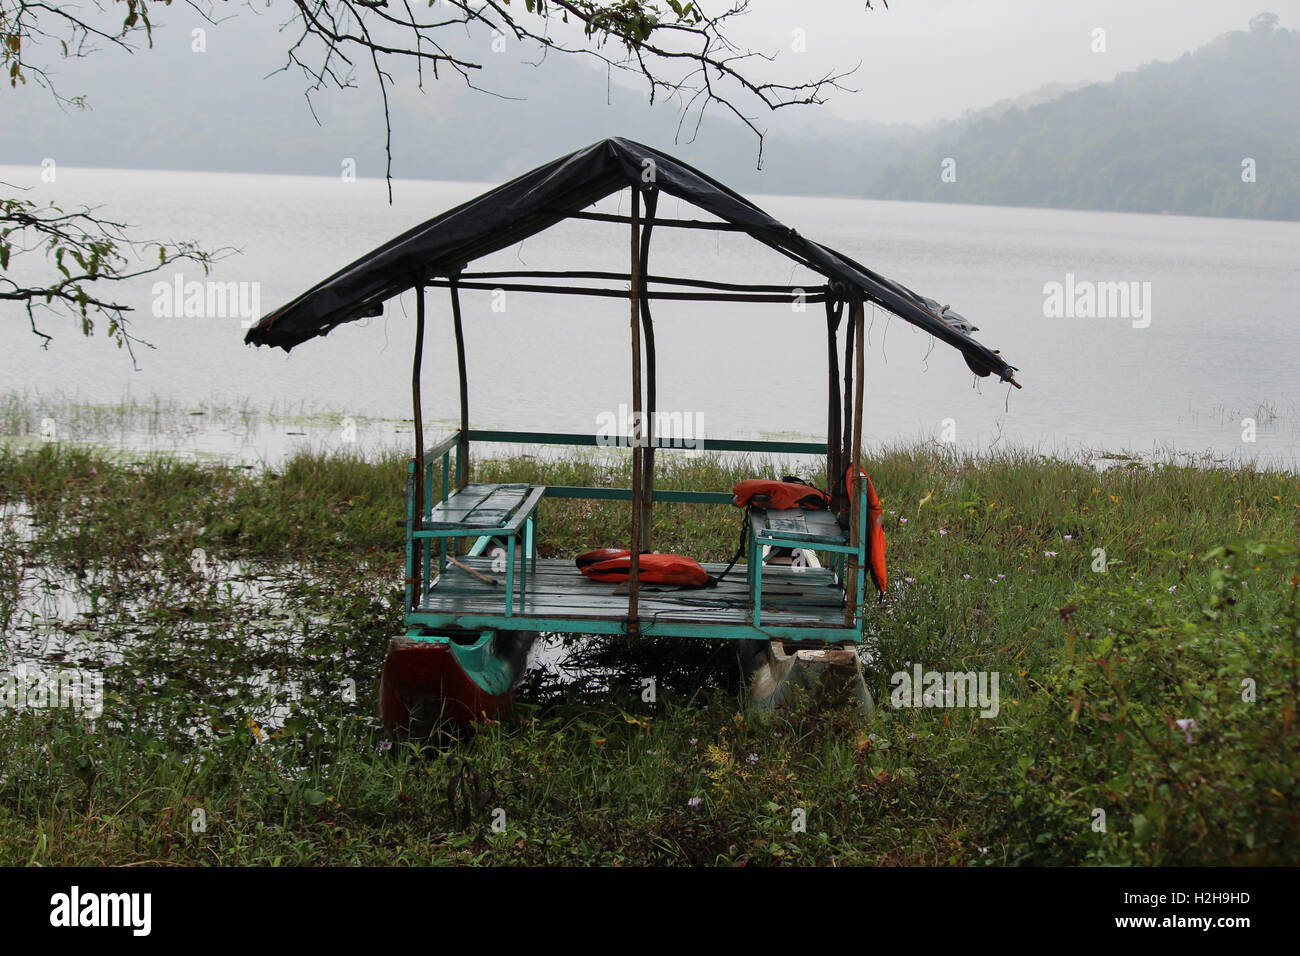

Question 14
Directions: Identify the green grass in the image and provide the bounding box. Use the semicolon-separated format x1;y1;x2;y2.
0;441;1297;865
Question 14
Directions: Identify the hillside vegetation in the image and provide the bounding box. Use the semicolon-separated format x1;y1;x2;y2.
868;19;1300;221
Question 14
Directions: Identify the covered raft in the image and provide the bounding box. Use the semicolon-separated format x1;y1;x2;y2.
245;137;1020;726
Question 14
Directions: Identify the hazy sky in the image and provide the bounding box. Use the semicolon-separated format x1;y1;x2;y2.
9;0;1297;152
710;0;1300;124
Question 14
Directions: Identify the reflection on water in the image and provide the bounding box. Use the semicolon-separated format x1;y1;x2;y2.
0;498;747;743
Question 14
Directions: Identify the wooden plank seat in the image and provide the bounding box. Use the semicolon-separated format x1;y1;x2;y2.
746;507;860;627
749;506;848;545
423;482;540;532
419;556;848;627
413;483;546;617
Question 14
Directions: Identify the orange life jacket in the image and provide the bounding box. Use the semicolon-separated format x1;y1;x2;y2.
845;465;887;593
731;479;830;511
575;549;711;588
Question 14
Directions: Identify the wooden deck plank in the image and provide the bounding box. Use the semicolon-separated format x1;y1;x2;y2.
423;588;839;613
428;559;839;597
417;557;848;627
418;595;839;625
463;558;838;583
427;569;838;594
427;581;841;608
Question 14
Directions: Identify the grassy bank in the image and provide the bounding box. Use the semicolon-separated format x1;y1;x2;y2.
0;442;1297;865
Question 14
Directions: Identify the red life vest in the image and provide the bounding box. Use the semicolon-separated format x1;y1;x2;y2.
575;549;711;588
731;479;830;511
845;465;887;593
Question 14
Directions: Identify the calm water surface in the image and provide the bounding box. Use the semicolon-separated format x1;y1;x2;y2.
1;165;1297;468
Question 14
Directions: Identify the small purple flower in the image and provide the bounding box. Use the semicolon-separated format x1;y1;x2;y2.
689;737;698;746
378;739;392;752
1168;585;1177;593
899;517;908;524
962;574;971;581
746;753;759;765
997;573;1005;579
904;577;916;584
688;796;702;809
1175;718;1197;744
938;529;949;536
1044;551;1058;557
1063;534;1073;541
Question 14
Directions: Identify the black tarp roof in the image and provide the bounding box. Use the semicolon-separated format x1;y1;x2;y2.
245;137;1018;382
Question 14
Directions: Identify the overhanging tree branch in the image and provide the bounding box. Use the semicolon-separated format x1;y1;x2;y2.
1;185;233;359
275;0;870;195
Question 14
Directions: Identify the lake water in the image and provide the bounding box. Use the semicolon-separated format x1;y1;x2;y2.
2;165;1298;469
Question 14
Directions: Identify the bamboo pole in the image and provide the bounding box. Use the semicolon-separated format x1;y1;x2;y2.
450;279;470;490
421;279;822;303
825;297;843;502
411;284;427;609
846;300;865;626
840;300;856;505
628;189;643;630
444;270;816;294
638;190;659;554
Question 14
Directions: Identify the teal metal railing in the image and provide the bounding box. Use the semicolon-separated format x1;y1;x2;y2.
404;428;870;628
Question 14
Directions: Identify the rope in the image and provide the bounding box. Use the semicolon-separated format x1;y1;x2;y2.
707;509;751;587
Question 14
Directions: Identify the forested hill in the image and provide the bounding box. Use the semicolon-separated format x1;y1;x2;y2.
866;18;1300;221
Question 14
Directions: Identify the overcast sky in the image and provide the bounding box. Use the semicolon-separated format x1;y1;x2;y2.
8;0;1296;163
714;0;1299;124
